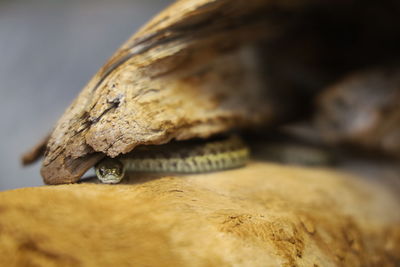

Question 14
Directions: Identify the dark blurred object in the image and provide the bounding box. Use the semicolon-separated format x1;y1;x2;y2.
259;0;400;123
315;68;400;158
256;0;400;159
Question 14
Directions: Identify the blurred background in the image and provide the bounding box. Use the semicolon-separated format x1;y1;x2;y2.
0;0;172;190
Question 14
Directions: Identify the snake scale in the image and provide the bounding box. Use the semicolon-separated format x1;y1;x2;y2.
95;135;249;184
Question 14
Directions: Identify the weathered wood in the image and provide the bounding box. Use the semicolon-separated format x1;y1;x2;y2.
1;163;399;266
24;0;400;184
31;0;322;184
21;134;50;166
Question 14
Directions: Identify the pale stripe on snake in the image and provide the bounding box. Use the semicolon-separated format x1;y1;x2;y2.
95;135;249;184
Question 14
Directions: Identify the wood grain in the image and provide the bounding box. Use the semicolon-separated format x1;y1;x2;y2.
24;0;400;185
31;0;318;184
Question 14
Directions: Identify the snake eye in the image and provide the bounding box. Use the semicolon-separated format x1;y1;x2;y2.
98;167;106;177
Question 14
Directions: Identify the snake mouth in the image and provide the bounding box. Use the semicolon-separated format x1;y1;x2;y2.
97;174;123;184
95;158;125;184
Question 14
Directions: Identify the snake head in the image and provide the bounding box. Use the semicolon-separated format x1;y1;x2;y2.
95;158;125;184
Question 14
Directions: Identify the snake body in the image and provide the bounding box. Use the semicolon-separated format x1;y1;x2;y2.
95;135;249;184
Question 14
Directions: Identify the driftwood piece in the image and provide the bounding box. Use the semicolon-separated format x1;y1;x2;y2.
23;0;400;184
31;0;322;185
315;68;400;158
1;163;399;266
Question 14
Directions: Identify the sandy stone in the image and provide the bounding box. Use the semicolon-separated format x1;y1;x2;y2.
1;162;399;266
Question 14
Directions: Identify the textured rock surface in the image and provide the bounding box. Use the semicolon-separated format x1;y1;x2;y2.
1;162;399;266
